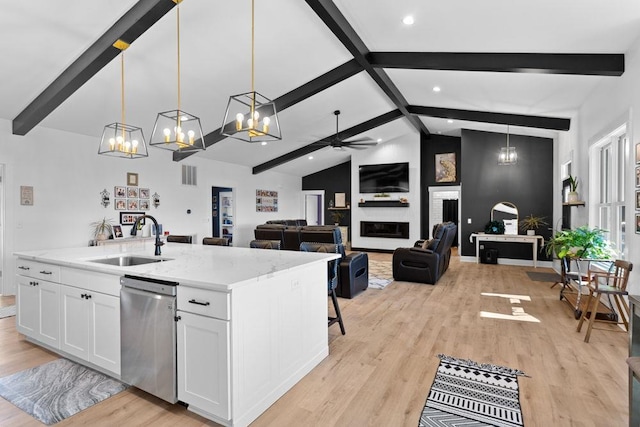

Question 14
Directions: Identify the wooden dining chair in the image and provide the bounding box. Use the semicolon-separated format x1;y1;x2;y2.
576;259;633;343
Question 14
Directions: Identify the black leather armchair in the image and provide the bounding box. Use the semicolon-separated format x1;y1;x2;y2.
392;222;457;284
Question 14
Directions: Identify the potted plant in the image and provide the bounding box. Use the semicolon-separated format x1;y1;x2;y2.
567;175;579;203
329;210;344;226
545;226;617;260
519;214;548;236
91;217;114;241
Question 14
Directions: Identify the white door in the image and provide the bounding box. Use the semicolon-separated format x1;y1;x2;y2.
177;311;230;420
302;190;324;225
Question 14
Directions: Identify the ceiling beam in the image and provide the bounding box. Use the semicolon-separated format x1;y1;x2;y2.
173;59;364;161
252;109;404;174
367;52;624;76
408;105;571;131
12;0;176;136
304;0;430;136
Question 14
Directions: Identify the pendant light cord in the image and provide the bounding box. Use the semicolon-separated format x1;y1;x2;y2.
176;1;181;114
121;53;125;129
250;0;255;116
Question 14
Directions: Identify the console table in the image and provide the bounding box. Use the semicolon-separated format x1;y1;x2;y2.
470;233;544;268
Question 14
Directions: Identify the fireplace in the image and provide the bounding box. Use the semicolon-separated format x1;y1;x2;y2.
360;221;409;239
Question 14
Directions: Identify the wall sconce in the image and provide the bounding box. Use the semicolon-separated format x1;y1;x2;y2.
152;192;160;208
100;189;110;208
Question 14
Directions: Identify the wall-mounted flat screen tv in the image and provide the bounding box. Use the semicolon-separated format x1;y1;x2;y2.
359;162;409;193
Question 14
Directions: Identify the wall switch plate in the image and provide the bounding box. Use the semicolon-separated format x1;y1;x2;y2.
467;218;472;224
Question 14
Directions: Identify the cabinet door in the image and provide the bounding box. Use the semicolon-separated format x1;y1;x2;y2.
59;284;89;360
16;275;38;338
37;280;60;348
88;292;120;375
177;311;230;421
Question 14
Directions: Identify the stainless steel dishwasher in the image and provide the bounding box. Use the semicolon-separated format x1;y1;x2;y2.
120;275;179;404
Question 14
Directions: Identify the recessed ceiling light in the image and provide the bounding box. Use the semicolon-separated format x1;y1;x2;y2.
261;141;267;146
377;138;382;143
402;15;414;25
447;119;453;124
308;156;314;160
433;86;441;92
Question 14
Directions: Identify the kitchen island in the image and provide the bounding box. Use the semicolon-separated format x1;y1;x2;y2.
14;241;340;427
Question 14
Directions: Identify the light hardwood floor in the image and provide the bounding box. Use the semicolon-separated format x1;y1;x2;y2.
0;252;629;426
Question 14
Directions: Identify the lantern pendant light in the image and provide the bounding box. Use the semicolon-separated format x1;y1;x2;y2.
221;0;281;143
149;0;205;153
498;125;517;165
98;40;148;159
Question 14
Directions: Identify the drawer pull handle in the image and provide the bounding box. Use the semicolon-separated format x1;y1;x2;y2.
39;270;53;275
81;293;92;299
18;266;30;270
188;299;210;306
30;281;38;286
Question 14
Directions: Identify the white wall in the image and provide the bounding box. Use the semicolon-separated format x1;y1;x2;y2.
0;118;302;294
350;131;421;251
570;33;640;293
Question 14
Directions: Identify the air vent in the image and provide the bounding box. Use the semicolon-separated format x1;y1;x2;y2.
181;165;197;186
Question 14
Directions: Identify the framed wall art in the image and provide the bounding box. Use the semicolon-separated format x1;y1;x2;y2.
256;189;278;212
636;190;640;210
115;199;127;210
127;187;139;198
127;172;139;186
127;199;139;210
636;214;640;234
120;212;145;226
20;186;34;205
435;153;456;183
112;224;124;239
114;186;126;198
139;188;150;199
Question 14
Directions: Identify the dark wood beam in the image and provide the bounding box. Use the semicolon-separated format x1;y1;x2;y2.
367;52;624;76
252;110;404;174
173;59;364;161
407;105;570;131
12;0;176;136
304;0;429;136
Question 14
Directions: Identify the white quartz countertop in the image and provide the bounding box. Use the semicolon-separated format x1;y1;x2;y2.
14;241;340;292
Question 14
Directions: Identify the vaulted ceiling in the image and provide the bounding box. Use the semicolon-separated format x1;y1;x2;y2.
3;0;639;176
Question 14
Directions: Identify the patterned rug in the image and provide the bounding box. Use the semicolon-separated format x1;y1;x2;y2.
0;358;127;425
419;354;526;427
0;305;16;319
368;260;393;289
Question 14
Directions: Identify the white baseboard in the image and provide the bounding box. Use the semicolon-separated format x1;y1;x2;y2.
459;255;553;269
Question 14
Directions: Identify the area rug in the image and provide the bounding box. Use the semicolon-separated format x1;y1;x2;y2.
0;305;16;319
368;260;393;290
419;354;526;427
0;358;128;425
526;271;561;283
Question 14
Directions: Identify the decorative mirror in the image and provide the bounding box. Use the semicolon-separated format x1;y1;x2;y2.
491;202;518;235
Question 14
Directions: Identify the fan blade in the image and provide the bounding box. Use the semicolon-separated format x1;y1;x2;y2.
344;145;370;150
344;137;374;143
344;141;378;146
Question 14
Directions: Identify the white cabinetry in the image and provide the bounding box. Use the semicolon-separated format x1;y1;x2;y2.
16;274;60;348
177;287;230;423
60;283;121;375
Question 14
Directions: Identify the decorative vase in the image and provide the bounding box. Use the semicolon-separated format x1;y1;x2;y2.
96;233;107;241
527;229;536;236
568;191;579;203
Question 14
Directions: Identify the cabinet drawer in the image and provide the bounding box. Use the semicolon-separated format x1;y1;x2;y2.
15;260;61;282
177;287;229;320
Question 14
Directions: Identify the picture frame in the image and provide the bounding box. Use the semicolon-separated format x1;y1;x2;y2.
636;143;640;164
114;186;126;198
127;187;139;198
636;166;640;188
115;199;127;210
20;186;34;206
335;192;346;208
127;199;139;210
120;212;145;226
127;172;139;186
112;224;124;239
139;188;150;199
139;200;150;211
636;214;640;234
435;152;456;183
636;190;640;210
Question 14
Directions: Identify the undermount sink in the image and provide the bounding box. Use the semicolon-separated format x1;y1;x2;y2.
88;256;173;267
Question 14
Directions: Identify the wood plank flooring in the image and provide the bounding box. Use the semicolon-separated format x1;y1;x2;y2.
0;252;629;426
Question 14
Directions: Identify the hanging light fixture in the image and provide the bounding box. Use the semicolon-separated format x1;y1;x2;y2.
149;0;205;152
221;0;281;143
98;40;148;159
498;125;517;165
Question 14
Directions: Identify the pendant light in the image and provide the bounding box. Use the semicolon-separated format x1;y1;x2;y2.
221;0;281;143
498;125;517;165
98;40;148;159
149;0;205;153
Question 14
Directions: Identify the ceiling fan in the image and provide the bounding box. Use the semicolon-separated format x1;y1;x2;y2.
315;110;377;150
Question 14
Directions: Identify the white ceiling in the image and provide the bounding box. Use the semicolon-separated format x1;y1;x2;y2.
3;0;640;176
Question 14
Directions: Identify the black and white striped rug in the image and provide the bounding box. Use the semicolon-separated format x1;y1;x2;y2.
419;354;527;427
0;305;16;319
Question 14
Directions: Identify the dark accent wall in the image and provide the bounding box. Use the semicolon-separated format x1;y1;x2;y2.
302;161;351;232
460;129;553;260
420;134;462;237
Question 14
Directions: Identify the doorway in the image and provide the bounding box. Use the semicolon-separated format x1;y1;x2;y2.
428;185;461;247
302;190;324;225
0;164;4;294
212;186;234;245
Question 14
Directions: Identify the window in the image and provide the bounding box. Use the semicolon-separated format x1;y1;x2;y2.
591;125;627;258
